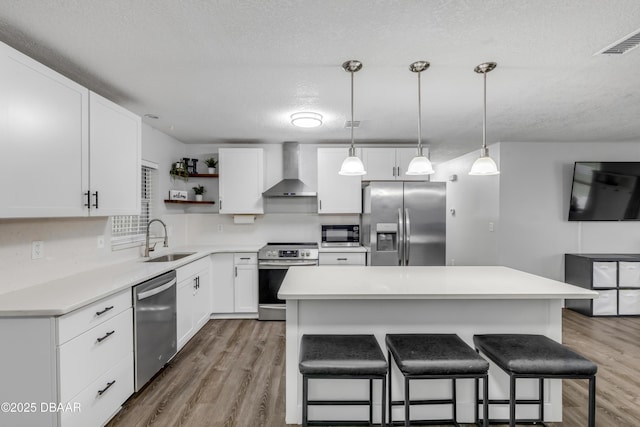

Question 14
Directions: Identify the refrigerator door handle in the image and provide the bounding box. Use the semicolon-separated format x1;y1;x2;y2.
405;208;411;265
397;208;404;266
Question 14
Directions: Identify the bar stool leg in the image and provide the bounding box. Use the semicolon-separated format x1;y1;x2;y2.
509;375;516;427
474;377;479;425
452;378;457;422
381;376;387;427
302;375;309;427
404;377;410;427
369;378;373;426
539;377;544;423
588;376;596;427
483;374;489;427
388;351;393;425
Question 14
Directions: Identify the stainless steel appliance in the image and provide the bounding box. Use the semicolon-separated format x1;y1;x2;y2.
258;242;319;320
362;181;446;266
321;224;360;247
133;270;177;391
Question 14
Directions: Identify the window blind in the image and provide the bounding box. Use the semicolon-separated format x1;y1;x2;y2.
111;165;156;247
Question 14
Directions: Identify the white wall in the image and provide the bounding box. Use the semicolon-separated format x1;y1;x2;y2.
438;140;640;282
433;144;500;266
498;141;640;281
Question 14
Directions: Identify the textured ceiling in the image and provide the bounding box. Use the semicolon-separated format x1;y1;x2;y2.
1;0;639;162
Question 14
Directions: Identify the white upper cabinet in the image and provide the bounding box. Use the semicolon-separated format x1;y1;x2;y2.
218;148;264;214
0;42;141;218
89;91;141;216
0;41;89;218
363;147;429;181
317;147;362;214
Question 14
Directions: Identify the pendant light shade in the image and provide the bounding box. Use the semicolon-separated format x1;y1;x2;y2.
339;60;366;176
406;61;434;175
469;62;500;176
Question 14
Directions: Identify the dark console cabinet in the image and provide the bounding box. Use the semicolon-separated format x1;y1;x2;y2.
565;254;640;316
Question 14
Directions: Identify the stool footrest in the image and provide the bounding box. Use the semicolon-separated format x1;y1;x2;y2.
391;398;454;406
479;398;542;405
390;419;459;426
307;421;374;426
307;399;371;406
480;419;550;426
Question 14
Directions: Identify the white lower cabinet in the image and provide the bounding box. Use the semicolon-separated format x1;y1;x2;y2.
211;253;258;316
60;354;133;427
176;257;212;350
319;252;366;266
0;288;134;427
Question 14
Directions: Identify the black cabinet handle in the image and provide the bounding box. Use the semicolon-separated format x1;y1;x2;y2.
97;380;116;396
96;330;115;343
240;257;250;260
84;191;91;208
96;306;114;316
337;258;348;261
92;191;99;209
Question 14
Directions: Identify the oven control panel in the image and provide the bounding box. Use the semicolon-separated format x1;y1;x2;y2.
262;248;319;259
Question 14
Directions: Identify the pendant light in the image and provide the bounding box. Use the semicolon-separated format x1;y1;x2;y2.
406;61;435;175
469;62;500;175
339;60;366;176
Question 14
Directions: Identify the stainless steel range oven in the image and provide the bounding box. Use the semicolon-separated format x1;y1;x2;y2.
258;242;319;320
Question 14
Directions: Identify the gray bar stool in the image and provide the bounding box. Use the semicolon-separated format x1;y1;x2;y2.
299;334;388;426
385;334;489;427
473;334;597;427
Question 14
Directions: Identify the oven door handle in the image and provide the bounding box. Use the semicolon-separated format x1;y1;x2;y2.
258;261;318;269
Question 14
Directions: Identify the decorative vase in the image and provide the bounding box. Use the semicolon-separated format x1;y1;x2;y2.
195;194;203;202
208;167;216;174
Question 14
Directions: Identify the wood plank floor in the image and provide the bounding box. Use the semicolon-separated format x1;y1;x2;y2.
107;310;640;427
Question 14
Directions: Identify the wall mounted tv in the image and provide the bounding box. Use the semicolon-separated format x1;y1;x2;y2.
569;162;640;221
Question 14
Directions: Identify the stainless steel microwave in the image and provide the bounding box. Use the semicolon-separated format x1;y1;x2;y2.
321;225;360;247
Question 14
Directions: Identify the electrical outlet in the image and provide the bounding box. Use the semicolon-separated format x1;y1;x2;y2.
97;236;105;249
217;224;224;233
32;241;44;260
489;222;495;232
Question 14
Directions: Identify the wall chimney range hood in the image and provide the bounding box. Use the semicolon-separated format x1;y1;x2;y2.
262;142;317;197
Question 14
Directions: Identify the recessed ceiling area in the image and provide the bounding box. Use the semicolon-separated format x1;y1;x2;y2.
0;0;639;163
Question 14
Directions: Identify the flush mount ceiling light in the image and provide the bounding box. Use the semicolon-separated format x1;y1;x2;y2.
291;112;323;128
406;61;435;176
469;62;500;176
339;60;366;176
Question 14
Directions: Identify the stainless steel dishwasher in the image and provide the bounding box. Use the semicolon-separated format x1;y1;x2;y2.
133;270;177;391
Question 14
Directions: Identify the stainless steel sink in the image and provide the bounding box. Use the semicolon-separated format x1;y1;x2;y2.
145;252;195;263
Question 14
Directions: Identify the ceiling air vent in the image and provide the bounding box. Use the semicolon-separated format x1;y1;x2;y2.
344;120;361;128
595;28;640;55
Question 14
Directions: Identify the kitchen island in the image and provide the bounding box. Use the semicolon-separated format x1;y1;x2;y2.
278;265;597;425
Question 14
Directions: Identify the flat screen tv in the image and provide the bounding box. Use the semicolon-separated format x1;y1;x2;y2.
569;162;640;221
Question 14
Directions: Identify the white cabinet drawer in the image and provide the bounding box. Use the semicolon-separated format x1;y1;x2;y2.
60;353;133;427
176;257;210;282
234;253;257;265
618;262;640;288
592;262;617;288
319;252;366;266
58;289;131;344
592;289;617;316
619;290;640;315
59;308;133;403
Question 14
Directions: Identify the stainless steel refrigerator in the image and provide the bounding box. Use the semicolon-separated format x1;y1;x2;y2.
362;181;446;266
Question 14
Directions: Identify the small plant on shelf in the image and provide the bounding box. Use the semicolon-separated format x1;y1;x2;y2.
204;157;218;173
192;184;206;201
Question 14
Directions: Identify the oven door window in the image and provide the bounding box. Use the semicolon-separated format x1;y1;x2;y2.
259;268;288;304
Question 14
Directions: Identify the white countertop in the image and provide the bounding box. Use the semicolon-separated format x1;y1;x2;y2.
0;245;261;317
318;246;367;253
278;265;598;300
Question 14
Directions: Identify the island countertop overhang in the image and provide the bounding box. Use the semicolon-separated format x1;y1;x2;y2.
278;265;598;300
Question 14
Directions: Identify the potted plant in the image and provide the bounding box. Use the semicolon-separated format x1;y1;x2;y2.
204;157;218;174
192;184;206;201
170;161;189;181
